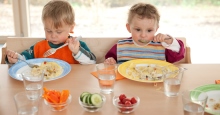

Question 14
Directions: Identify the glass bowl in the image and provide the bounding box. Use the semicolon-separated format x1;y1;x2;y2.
78;94;106;112
112;95;140;113
44;94;72;111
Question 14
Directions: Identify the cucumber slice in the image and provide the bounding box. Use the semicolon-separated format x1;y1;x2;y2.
86;94;92;104
90;93;103;106
80;92;90;101
82;94;90;103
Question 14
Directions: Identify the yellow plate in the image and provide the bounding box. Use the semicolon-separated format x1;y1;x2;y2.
118;59;176;83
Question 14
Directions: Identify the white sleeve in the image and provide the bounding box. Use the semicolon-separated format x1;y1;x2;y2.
161;36;180;52
73;51;96;64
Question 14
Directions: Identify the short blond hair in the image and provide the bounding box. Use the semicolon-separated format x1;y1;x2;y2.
42;0;75;28
127;3;160;24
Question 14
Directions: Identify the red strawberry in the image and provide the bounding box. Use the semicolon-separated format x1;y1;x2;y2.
119;94;126;102
120;107;126;112
122;98;130;104
118;101;123;105
130;97;137;104
125;101;133;111
125;101;132;106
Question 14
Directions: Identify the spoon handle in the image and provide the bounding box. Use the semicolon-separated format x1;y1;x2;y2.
56;36;82;50
56;43;68;50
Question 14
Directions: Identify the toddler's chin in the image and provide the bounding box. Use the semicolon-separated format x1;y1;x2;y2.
133;40;148;47
49;40;63;45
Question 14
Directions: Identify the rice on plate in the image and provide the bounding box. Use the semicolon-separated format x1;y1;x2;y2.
31;61;63;79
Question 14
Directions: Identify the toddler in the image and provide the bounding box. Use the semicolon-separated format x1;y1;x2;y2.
104;3;185;64
6;0;96;64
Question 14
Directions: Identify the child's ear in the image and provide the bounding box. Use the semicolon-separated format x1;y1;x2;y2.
126;23;131;33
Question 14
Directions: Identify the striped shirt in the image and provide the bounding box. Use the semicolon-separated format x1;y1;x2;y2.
117;38;165;64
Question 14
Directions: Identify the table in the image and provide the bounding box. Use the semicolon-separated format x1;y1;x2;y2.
0;64;219;115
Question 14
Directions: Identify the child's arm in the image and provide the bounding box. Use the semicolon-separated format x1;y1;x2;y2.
6;49;19;64
20;46;35;59
161;36;181;52
73;41;96;64
67;37;96;64
5;46;35;64
105;44;117;63
154;33;185;63
165;39;185;63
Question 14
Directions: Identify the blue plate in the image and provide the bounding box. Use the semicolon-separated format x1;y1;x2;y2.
8;58;71;82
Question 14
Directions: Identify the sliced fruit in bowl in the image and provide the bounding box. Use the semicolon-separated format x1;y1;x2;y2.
79;91;106;112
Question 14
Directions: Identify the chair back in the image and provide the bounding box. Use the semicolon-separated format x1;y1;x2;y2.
1;37;191;64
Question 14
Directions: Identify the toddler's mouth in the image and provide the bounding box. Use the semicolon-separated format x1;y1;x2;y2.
138;39;151;44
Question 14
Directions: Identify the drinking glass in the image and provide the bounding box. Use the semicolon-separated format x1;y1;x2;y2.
14;91;40;115
21;71;44;100
163;66;186;97
96;63;116;94
182;90;208;115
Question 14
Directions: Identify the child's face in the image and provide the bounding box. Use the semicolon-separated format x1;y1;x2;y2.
126;15;159;46
43;18;74;44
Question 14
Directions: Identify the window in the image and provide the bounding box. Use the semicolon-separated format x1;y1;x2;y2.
0;0;14;38
1;0;220;63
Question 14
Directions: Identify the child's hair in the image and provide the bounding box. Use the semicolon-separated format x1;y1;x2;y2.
127;3;160;25
42;0;75;29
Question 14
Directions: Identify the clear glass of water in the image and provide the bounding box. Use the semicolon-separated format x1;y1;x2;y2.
182;90;208;115
163;66;186;97
21;71;44;100
96;63;116;94
14;91;40;115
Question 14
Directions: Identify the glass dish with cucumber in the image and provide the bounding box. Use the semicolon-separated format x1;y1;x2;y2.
79;92;106;112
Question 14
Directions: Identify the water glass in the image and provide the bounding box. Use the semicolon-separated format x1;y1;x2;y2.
96;63;116;94
14;91;40;115
21;71;44;100
182;90;208;115
163;66;185;97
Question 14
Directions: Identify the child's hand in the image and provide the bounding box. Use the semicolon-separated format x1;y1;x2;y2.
104;57;116;64
154;33;173;44
6;49;19;64
66;37;80;55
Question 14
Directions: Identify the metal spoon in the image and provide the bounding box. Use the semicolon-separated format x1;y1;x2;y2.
17;58;39;68
43;36;81;57
138;37;171;45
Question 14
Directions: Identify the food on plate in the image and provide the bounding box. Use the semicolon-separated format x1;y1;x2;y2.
126;63;141;78
31;61;62;79
213;103;220;110
207;98;220;112
126;63;164;81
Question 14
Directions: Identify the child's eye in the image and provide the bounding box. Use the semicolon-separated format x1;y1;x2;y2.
148;30;152;32
135;29;141;31
57;31;62;34
47;30;52;33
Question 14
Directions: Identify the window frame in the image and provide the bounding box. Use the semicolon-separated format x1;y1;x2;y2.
0;0;30;44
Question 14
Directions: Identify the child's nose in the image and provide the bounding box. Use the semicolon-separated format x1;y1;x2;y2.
140;32;146;38
51;32;56;38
